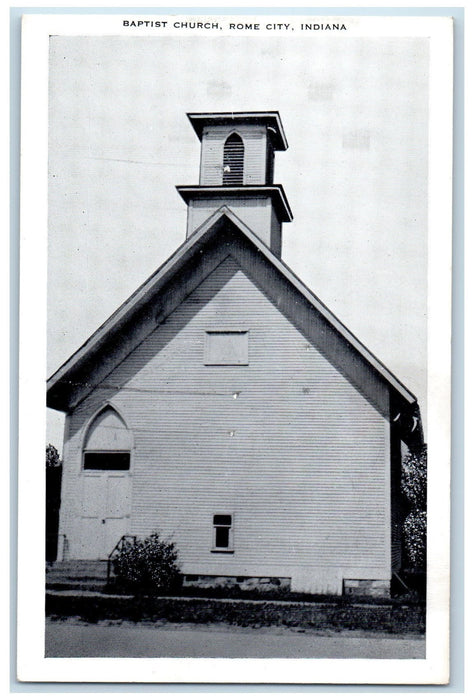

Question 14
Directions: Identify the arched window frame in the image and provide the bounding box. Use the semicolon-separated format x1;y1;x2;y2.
222;132;245;186
81;404;133;473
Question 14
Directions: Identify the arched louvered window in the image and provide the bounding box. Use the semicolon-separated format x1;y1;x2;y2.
83;407;131;471
223;133;244;185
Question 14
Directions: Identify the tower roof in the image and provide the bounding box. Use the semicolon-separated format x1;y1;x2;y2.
187;111;288;150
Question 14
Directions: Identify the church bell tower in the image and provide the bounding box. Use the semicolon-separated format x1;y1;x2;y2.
176;112;293;257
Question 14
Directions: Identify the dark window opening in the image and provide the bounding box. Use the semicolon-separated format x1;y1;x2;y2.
223;133;244;185
83;452;130;471
213;514;233;550
215;527;229;548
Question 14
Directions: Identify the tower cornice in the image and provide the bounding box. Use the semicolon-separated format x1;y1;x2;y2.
187;112;288;151
176;185;293;223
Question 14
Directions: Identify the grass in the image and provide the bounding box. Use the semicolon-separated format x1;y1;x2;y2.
46;591;425;635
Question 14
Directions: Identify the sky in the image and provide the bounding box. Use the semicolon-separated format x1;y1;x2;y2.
47;30;429;452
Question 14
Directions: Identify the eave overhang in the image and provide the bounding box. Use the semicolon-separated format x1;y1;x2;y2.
187;111;288;151
176;185;293;223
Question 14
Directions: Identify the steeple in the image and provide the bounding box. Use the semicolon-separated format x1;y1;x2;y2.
176;111;293;257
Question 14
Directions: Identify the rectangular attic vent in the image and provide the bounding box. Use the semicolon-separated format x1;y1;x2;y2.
204;330;249;365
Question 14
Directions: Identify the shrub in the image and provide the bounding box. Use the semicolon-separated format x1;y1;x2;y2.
46;444;62;562
113;532;181;594
403;509;427;569
401;444;427;572
401;444;427;509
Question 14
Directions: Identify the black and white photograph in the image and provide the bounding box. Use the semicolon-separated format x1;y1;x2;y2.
17;11;453;685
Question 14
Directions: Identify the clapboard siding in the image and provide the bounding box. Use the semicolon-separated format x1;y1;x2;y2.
186;196;273;243
231;236;391;419
60;256;391;587
200;125;267;185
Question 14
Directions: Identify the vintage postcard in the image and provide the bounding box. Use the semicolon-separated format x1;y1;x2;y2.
17;12;453;684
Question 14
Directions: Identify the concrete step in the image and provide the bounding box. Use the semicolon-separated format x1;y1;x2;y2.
47;575;109;584
48;560;108;573
46;581;110;592
46;560;111;592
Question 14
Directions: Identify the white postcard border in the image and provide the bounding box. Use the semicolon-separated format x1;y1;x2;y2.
17;12;453;685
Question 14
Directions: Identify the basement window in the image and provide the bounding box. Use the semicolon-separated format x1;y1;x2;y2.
212;514;233;552
204;330;248;366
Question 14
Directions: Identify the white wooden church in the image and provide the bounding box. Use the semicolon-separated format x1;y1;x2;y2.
47;112;423;596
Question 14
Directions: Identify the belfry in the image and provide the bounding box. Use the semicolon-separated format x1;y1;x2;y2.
176;112;293;256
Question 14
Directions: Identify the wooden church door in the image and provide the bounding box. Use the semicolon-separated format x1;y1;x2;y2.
79;473;131;559
77;407;132;559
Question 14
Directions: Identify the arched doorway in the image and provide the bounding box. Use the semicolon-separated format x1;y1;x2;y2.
78;407;132;559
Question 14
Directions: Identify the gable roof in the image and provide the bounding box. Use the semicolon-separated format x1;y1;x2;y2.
47;207;422;444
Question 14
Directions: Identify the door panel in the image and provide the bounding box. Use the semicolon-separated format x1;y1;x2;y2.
105;516;131;556
81;474;104;517
78;518;104;559
78;473;131;559
106;475;131;517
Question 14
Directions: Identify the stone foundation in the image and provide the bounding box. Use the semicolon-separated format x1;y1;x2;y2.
343;579;391;598
183;574;291;591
